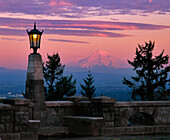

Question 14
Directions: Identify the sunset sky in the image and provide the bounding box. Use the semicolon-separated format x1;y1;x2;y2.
0;0;170;69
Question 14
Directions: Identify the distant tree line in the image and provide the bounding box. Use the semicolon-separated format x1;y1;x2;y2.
43;53;96;101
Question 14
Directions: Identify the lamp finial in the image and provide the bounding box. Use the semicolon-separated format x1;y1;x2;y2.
34;22;36;29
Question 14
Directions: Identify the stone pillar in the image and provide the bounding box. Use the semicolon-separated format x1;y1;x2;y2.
25;53;46;125
28;120;40;139
3;98;30;133
91;96;116;128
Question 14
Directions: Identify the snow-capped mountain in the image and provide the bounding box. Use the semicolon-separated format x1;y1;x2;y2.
68;50;128;68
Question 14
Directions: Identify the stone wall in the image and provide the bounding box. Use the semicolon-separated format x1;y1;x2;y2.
0;104;13;133
45;101;75;126
3;98;32;133
114;101;170;127
0;96;170;139
0;98;37;140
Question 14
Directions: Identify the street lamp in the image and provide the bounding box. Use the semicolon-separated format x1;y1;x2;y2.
27;23;44;54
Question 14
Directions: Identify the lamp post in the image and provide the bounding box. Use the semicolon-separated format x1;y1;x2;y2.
25;23;46;125
27;23;44;54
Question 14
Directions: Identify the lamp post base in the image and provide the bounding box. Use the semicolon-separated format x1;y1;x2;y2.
25;53;46;126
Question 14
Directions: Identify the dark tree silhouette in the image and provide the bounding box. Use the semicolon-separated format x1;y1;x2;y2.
54;74;76;100
123;41;170;101
43;53;64;95
43;53;76;100
80;71;96;99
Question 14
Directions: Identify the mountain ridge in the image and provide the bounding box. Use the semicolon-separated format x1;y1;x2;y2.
67;49;129;69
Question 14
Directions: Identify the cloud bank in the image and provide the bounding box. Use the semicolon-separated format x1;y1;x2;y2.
0;18;169;37
1;0;170;18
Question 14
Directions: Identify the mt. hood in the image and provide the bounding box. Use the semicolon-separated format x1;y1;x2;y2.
68;50;128;68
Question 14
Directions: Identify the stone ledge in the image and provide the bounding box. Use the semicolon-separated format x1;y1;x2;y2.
0;103;13;110
64;116;103;120
78;101;91;104
91;96;116;103
65;95;89;103
3;98;31;105
28;120;40;123
45;101;74;107
115;101;170;107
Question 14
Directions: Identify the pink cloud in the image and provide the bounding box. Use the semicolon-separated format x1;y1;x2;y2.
149;0;152;3
0;18;169;38
49;0;72;6
48;39;89;44
1;18;169;31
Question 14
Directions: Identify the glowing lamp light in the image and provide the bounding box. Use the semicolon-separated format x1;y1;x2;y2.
27;23;44;54
33;34;37;39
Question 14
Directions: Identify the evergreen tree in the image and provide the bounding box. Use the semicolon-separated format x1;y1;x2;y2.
43;53;64;95
54;74;76;100
43;53;76;100
123;41;170;101
80;71;96;99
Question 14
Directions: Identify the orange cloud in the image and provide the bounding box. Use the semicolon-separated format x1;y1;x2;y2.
49;0;72;6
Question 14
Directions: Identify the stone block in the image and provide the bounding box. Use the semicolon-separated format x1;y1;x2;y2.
0;111;13;133
76;102;92;116
164;107;170;111
0;104;13;110
120;118;128;127
28;120;40;139
4;123;13;133
145;126;154;134
64;116;103;136
15;111;29;116
0;124;5;133
65;95;89;103
28;120;40;132
107;106;115;112
46;105;75;126
20;132;34;140
164;125;170;133
0;133;20;140
125;127;134;134
133;126;145;135
3;98;30;106
14;106;29;112
102;107;108;112
112;127;125;135
155;125;164;133
114;117;122;127
45;101;74;107
159;110;168;116
101;128;112;136
103;113;111;121
105;122;114;127
0;111;12;123
111;113;114;121
91;96;116;104
39;126;69;137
